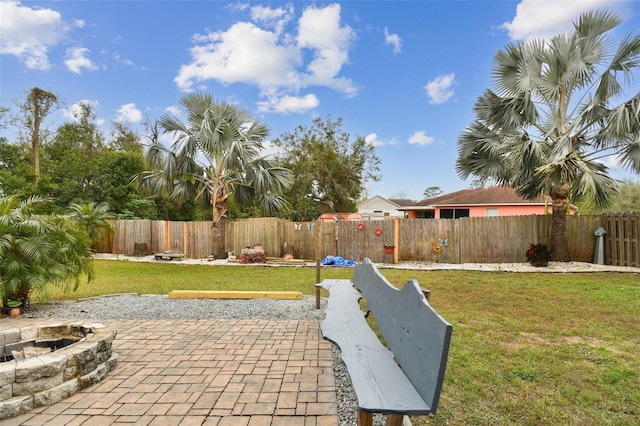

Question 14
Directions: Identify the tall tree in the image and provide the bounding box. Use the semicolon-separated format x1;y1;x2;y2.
456;10;640;261
136;93;292;255
0;137;34;198
44;101;105;210
12;87;59;184
274;116;381;219
423;186;443;199
110;121;143;153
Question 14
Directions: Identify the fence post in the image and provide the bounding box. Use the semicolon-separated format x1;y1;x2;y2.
164;221;170;252
315;220;321;309
393;219;399;264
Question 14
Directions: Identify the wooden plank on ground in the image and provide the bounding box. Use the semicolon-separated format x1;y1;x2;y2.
168;290;303;300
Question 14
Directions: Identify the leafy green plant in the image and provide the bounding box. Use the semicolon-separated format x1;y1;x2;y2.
0;196;93;309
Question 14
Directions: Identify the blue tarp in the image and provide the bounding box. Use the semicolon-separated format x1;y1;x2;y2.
321;255;356;267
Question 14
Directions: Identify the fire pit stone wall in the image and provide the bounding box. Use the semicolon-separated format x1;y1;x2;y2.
0;322;118;420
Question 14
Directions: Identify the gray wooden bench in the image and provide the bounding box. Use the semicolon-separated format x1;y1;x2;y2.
317;258;452;426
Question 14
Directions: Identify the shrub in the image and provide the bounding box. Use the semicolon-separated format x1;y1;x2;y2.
526;243;552;267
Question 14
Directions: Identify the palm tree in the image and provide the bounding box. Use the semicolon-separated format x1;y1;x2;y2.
67;202;115;250
136;93;292;256
0;196;93;309
456;10;640;261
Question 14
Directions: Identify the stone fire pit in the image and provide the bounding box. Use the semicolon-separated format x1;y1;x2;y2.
0;322;118;420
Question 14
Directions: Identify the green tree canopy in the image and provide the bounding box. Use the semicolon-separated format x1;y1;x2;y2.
456;10;640;261
577;180;640;213
273;116;381;220
0;137;34;198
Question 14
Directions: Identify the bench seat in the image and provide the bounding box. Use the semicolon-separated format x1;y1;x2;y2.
318;279;432;415
317;259;452;425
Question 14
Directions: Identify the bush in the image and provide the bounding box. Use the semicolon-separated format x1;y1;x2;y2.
238;252;267;264
526;243;552;267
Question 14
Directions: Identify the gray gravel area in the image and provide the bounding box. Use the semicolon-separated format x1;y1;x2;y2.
26;294;389;425
27;293;327;321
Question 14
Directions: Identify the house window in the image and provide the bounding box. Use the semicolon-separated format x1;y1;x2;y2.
416;211;435;218
440;209;470;218
486;208;499;217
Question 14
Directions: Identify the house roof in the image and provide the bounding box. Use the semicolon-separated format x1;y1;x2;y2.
400;186;551;209
358;196;415;208
388;198;415;207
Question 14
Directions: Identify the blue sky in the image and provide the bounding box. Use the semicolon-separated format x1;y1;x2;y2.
1;0;639;201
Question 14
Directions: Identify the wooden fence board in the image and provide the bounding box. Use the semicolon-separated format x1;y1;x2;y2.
95;213;640;267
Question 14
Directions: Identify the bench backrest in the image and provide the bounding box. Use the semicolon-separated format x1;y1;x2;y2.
352;258;452;413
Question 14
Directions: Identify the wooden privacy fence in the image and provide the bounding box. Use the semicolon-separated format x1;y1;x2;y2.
95;213;639;267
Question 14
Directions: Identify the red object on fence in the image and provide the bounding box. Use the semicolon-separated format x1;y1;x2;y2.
358;223;365;230
375;227;383;235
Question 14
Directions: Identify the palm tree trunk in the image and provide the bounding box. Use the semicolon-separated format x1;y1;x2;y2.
550;186;570;262
211;219;225;258
211;190;227;258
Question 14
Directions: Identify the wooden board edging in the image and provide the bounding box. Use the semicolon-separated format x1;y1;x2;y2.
168;290;303;300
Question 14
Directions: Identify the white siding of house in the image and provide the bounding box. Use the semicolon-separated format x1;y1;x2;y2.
357;196;405;219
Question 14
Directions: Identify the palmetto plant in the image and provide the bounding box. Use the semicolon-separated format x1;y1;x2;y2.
67;202;115;249
0;196;93;309
136;93;292;256
457;10;640;261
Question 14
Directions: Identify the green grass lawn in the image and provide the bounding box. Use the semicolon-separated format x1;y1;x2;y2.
45;260;640;425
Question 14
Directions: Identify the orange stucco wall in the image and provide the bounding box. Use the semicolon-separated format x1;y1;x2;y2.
405;204;575;219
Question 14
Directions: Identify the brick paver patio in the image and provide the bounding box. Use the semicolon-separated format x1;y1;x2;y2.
2;319;338;426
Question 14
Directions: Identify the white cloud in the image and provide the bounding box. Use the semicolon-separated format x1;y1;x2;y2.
250;3;294;35
501;0;621;41
175;3;357;112
165;105;181;116
408;131;435;146
384;28;401;54
74;19;85;29
113;52;147;70
297;4;356;94
257;93;319;114
64;46;98;74
259;139;284;159
115;103;142;123
0;0;69;70
425;73;455;105
365;133;398;147
175;21;300;91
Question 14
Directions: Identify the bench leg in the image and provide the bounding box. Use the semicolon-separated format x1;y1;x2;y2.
386;414;404;426
357;410;373;426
